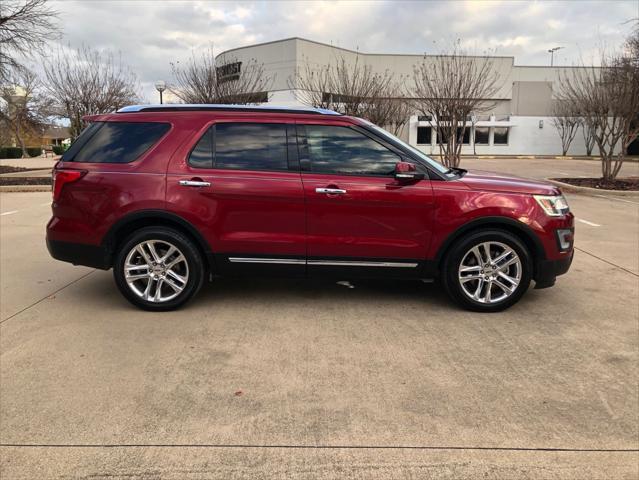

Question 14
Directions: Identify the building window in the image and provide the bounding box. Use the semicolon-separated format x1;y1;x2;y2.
493;127;509;145
417;115;432;122
417;126;432;145
474;127;489;145
219;91;268;103
457;127;470;144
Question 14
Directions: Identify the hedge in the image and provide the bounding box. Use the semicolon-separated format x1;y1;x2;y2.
0;146;43;158
52;145;66;155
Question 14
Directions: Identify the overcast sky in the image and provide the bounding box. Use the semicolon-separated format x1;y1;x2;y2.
47;0;637;101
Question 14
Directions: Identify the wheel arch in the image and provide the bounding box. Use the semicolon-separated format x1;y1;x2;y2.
435;216;546;273
102;210;215;271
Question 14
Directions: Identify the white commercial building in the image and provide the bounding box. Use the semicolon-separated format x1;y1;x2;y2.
217;37;607;156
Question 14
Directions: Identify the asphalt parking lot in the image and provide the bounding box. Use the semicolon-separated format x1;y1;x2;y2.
1;158;638;479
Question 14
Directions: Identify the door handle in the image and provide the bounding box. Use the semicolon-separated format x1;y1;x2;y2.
179;180;211;187
316;187;346;195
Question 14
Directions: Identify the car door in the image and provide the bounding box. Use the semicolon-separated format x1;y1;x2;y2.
297;122;435;278
166;119;306;275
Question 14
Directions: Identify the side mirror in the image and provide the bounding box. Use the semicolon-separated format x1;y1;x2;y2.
395;161;425;182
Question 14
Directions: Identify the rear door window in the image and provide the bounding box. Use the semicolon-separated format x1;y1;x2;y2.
214;123;288;171
188;127;214;169
63;121;170;163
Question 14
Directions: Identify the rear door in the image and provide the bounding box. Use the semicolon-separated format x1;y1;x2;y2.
166;119;306;275
298;122;434;278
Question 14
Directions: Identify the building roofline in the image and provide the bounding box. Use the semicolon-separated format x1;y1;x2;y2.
216;36;516;61
215;36;598;68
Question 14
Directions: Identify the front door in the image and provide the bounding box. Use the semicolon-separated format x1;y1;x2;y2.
297;123;434;278
166;120;306;275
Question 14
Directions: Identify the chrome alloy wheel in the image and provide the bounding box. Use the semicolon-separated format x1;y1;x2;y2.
124;240;189;303
458;241;522;304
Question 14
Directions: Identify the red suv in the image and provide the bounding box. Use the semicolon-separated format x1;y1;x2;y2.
46;105;574;312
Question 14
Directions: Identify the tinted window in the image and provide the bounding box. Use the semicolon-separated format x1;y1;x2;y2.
61;122;101;161
188;127;213;168
303;125;399;176
474;127;489;144
68;122;169;163
417;126;431;145
457;127;470;144
494;127;509;145
215;123;287;171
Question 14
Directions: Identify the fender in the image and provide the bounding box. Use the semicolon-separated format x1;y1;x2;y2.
101;209;215;269
434;216;546;265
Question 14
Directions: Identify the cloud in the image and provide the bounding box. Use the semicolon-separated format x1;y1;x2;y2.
43;0;635;101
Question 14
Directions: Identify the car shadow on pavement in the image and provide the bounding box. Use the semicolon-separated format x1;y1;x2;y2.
76;271;457;313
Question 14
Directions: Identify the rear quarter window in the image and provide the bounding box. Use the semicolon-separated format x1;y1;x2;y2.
63;121;170;163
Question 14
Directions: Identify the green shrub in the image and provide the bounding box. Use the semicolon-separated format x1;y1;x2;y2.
52;145;66;155
26;147;42;157
0;147;23;159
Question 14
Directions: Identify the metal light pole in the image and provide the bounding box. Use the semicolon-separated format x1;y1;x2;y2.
548;47;563;67
154;80;166;104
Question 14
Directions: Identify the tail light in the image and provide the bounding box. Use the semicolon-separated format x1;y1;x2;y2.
52;169;86;201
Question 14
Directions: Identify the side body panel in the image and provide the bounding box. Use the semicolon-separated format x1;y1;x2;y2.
164;116;306;275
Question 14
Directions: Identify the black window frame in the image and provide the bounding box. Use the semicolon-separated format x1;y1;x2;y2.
296;124;409;178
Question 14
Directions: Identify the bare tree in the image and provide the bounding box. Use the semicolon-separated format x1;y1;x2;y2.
364;95;412;136
42;45;140;139
551;100;580;156
410;43;503;168
0;67;51;156
170;48;272;104
292;53;410;133
580;119;596;156
0;0;60;81
558;25;639;181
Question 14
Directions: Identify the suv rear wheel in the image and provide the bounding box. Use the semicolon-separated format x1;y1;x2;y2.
113;227;204;311
442;230;532;312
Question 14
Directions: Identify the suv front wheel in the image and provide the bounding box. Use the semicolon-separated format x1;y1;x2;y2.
442;230;532;312
113;227;204;311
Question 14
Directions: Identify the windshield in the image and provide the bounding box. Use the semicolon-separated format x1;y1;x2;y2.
361;120;453;176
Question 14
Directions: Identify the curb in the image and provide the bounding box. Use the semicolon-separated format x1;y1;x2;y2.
0;185;52;193
545;178;639;198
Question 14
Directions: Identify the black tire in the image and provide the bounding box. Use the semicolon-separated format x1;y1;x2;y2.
441;229;532;312
113;226;204;311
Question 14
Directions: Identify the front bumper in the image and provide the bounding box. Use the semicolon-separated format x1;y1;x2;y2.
534;251;574;289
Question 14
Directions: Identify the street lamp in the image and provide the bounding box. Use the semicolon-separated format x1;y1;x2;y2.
547;47;563;67
154;80;166;104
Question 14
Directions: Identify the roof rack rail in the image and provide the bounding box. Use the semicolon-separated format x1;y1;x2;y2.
117;104;341;116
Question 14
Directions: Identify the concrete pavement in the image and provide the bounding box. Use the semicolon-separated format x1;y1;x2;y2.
0;156;59;169
1;160;638;478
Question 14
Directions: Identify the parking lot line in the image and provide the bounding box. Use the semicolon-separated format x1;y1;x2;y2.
0;210;18;216
593;194;639;205
577;218;601;227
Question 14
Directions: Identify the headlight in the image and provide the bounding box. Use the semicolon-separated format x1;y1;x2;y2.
533;194;570;216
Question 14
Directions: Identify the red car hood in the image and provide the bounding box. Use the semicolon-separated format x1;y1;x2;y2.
460;169;560;195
